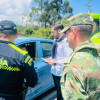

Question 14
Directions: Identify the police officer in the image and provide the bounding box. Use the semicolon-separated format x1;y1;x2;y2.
0;20;38;100
89;13;100;43
60;13;100;99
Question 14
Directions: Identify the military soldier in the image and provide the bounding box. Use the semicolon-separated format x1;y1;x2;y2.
60;13;100;99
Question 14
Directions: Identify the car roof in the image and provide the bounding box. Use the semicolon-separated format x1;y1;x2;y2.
15;37;53;46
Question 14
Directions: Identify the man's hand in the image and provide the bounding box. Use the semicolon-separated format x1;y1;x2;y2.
46;58;57;66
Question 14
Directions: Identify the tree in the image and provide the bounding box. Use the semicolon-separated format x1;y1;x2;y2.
29;0;73;27
39;1;51;27
29;0;47;26
32;0;46;13
39;0;73;27
29;7;41;26
21;13;32;27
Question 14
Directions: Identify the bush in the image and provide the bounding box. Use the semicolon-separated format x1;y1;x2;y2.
30;27;52;39
24;27;33;35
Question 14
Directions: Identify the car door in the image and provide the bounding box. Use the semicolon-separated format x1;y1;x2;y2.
26;41;54;100
26;60;44;100
40;42;54;91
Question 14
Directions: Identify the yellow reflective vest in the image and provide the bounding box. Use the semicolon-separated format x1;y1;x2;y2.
90;28;100;43
89;13;100;19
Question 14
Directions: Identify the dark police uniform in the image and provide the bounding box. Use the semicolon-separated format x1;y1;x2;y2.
0;20;38;100
0;40;38;100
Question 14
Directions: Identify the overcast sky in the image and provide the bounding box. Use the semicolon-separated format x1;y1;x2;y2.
0;0;32;25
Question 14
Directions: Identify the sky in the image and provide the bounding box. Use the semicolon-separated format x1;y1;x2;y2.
69;0;100;14
0;0;100;25
0;0;32;25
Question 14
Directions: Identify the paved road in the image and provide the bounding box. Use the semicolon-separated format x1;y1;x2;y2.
34;87;57;100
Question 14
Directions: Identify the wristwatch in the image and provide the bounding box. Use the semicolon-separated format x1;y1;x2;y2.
54;62;57;65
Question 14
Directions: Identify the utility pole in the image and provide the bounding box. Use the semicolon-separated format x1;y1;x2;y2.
88;0;91;13
86;0;92;13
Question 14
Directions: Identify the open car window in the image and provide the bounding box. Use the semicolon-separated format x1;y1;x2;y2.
40;42;53;57
18;42;37;60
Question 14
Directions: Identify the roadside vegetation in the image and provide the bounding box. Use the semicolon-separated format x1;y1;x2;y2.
17;0;73;39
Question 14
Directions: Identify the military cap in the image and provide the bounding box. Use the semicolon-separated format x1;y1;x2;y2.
60;13;93;33
0;20;17;34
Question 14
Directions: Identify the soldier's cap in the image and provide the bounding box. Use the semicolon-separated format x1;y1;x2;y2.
0;20;17;34
60;13;93;33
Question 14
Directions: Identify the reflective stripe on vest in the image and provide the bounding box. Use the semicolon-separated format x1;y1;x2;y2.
91;33;100;43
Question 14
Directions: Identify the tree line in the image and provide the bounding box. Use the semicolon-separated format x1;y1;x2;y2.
17;0;73;39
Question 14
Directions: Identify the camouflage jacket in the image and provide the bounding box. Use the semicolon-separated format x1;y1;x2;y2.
61;41;100;100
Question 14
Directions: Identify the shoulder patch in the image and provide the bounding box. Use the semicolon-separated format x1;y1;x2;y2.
28;58;33;66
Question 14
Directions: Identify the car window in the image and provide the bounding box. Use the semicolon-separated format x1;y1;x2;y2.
18;42;37;60
41;42;53;57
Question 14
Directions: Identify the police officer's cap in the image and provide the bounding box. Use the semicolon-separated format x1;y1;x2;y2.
0;20;17;34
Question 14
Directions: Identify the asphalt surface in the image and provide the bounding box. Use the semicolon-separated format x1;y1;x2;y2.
33;87;57;100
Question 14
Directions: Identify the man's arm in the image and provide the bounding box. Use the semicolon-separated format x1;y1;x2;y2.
23;54;38;87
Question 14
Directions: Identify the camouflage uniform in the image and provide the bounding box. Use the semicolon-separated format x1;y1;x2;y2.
61;41;100;100
60;13;100;100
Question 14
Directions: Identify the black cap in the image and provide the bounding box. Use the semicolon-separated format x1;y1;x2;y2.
0;20;17;34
